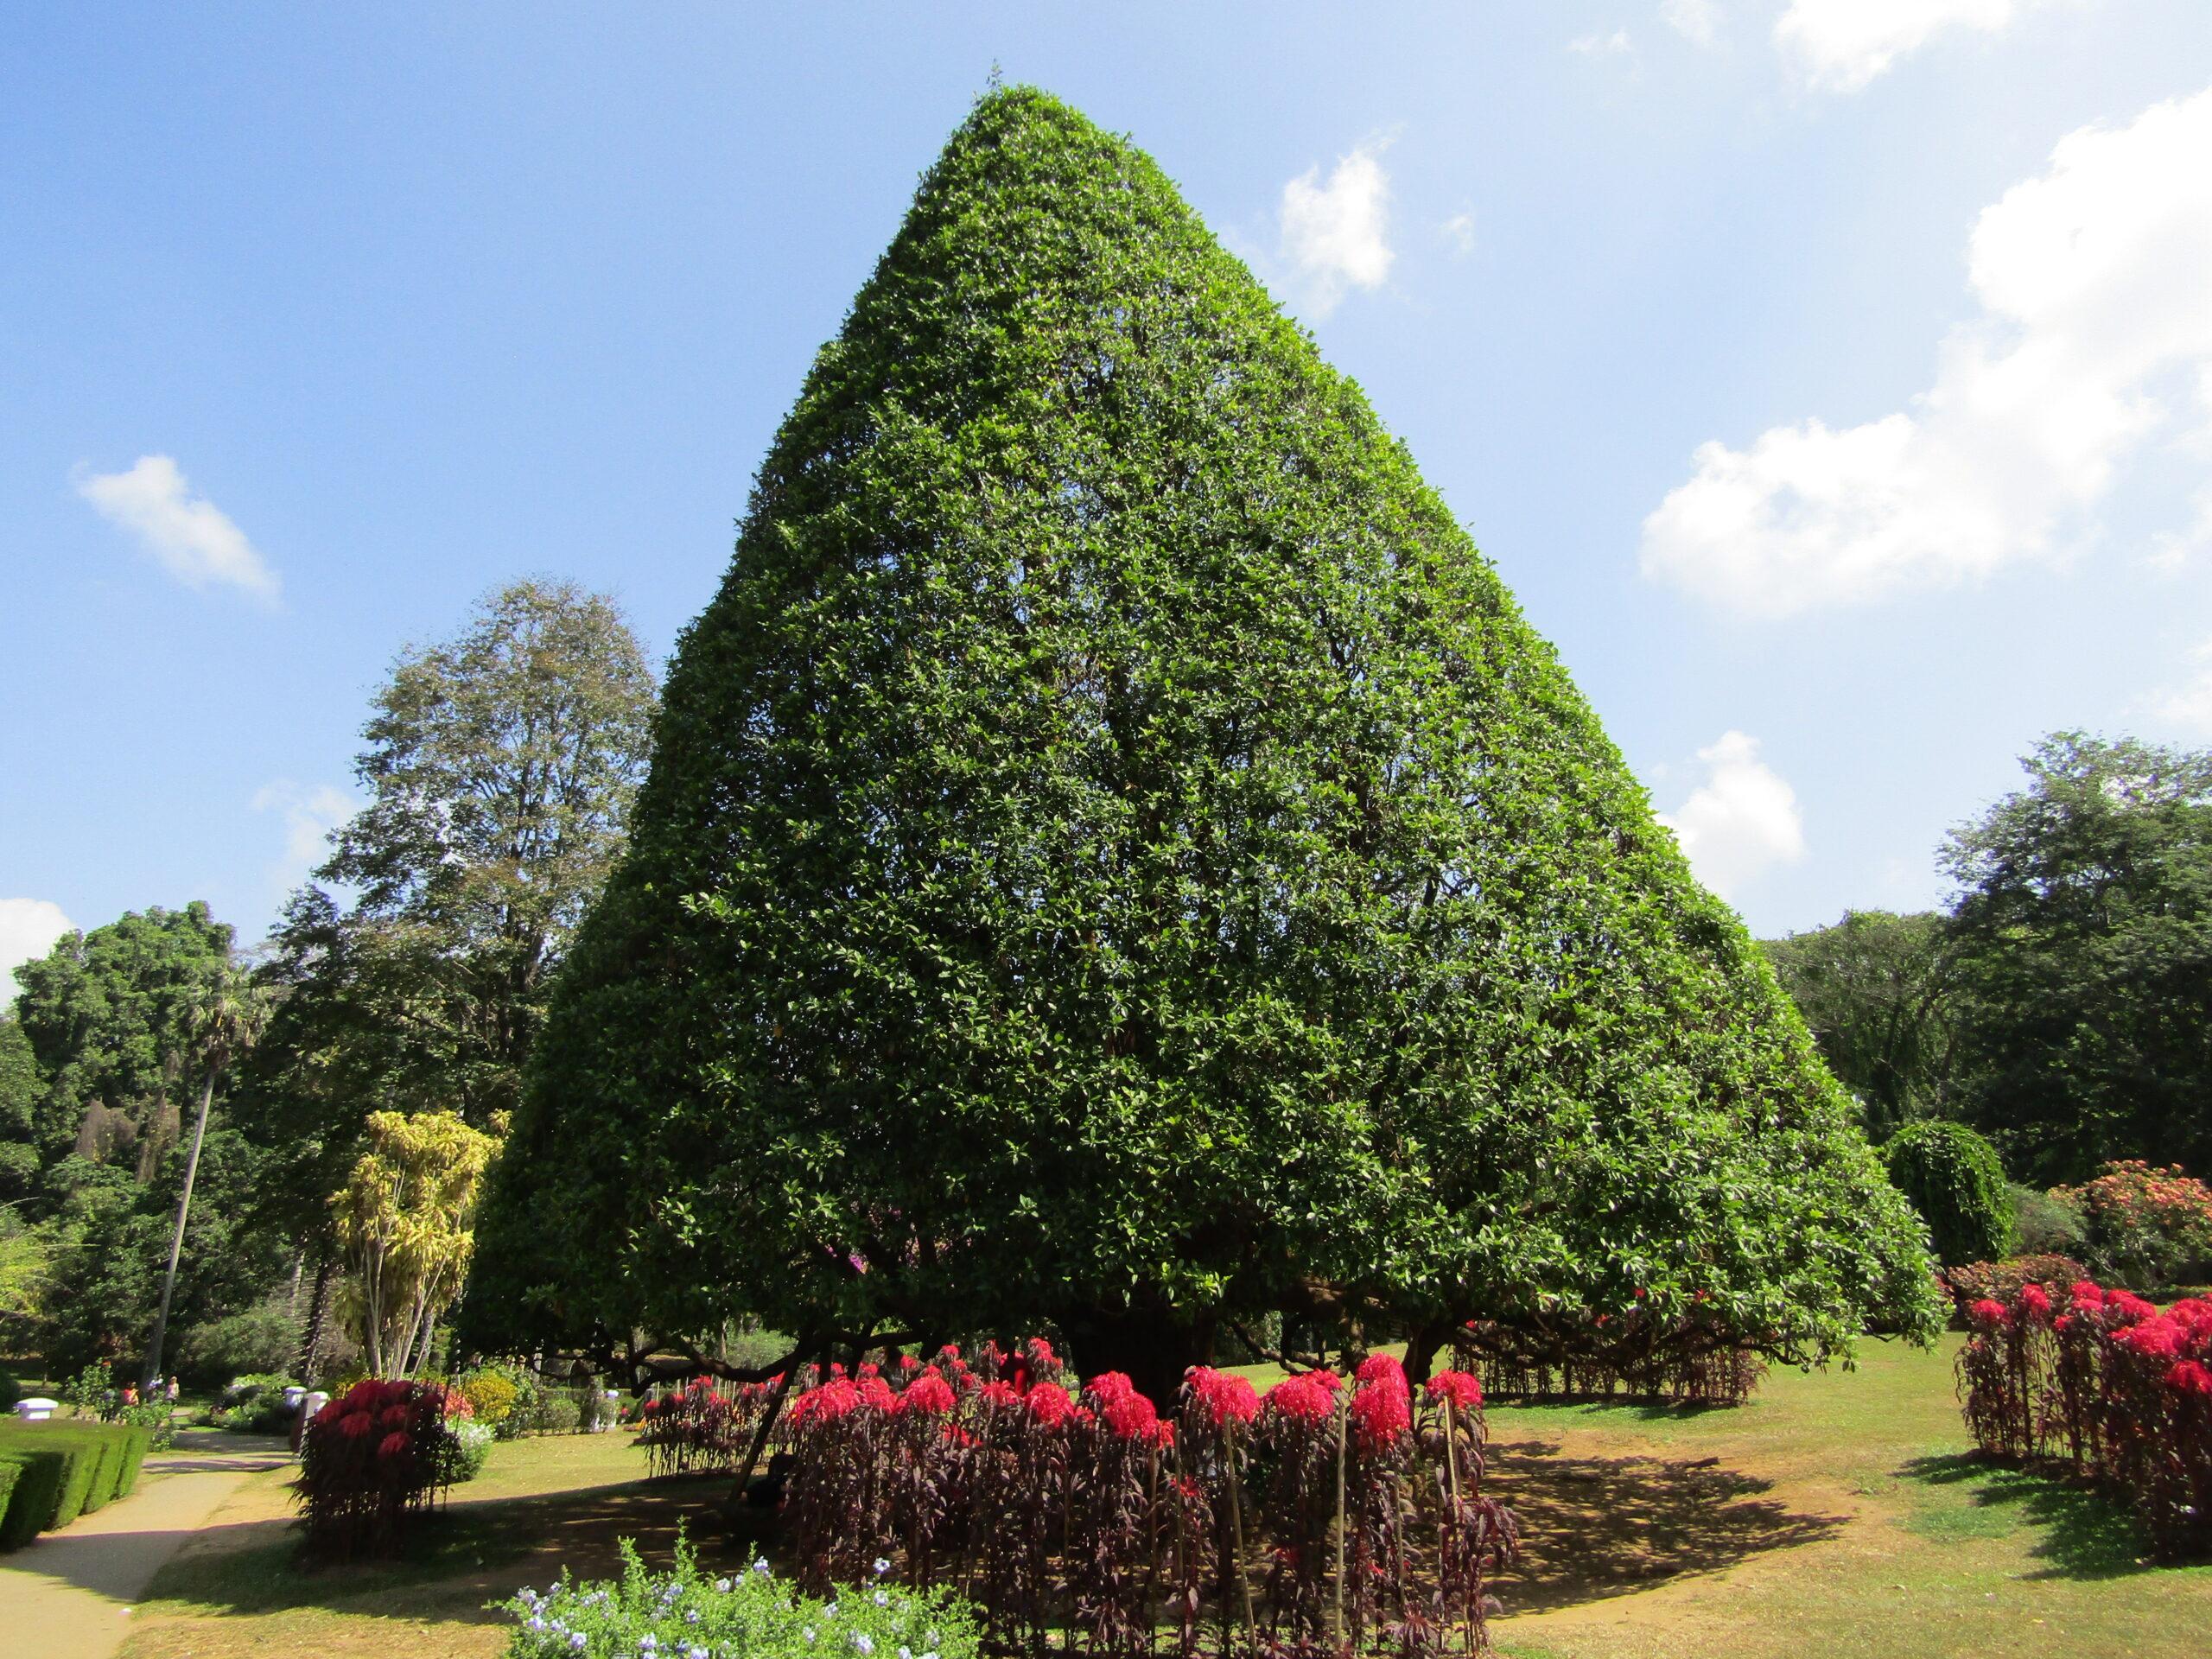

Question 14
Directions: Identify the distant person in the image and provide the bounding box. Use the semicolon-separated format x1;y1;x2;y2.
121;1384;138;1409
164;1376;180;1403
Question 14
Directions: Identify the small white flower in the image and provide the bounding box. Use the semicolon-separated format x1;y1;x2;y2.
872;1591;890;1608
753;1560;772;1577
853;1636;875;1656
824;1604;839;1619
804;1630;817;1645
874;1558;891;1576
900;1647;913;1659
686;1609;702;1624
571;1637;588;1652
716;1579;733;1592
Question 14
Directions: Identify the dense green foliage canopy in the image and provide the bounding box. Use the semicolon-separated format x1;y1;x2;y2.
237;579;657;1237
1882;1119;2013;1268
473;88;1939;1393
1761;910;1960;1141
3;906;283;1374
1940;734;2212;1185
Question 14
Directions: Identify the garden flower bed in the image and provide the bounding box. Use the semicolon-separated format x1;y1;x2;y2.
1955;1277;2212;1554
633;1341;1516;1656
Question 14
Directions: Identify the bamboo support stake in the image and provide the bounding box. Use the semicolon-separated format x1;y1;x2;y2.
1224;1419;1255;1651
1332;1389;1349;1654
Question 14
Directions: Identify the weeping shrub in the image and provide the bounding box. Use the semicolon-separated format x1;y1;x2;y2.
1885;1120;2013;1268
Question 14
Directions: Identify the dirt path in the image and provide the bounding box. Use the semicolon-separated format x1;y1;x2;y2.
0;1433;293;1659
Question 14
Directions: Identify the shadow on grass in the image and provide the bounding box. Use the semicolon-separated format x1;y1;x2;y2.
1895;1452;2152;1580
1483;1440;1845;1614
141;1473;750;1624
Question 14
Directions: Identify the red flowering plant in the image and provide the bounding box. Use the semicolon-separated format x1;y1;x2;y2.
294;1377;475;1559
766;1344;1518;1654
1955;1278;2212;1554
1065;1373;1169;1656
1253;1370;1342;1655
630;1376;782;1478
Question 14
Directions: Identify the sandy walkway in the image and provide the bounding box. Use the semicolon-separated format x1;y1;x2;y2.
0;1433;293;1659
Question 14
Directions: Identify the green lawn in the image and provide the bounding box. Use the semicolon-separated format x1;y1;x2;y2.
1481;1335;2212;1657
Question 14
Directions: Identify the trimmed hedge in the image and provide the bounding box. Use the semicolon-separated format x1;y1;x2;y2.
0;1421;152;1548
0;1446;67;1549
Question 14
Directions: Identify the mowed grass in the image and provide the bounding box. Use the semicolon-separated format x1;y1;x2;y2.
1481;1336;2212;1658
120;1341;2211;1659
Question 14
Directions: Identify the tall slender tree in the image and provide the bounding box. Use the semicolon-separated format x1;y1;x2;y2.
142;967;270;1389
474;88;1940;1401
234;580;658;1276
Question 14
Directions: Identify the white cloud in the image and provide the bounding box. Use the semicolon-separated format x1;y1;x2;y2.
1440;211;1477;257
1643;82;2212;617
1662;0;1723;49
75;454;278;601
1570;29;1636;57
1;898;74;1001
252;781;357;897
1776;0;2073;94
1278;144;1395;319
1656;732;1807;900
2146;639;2212;731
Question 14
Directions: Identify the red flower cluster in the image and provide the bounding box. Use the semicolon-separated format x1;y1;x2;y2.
1424;1369;1484;1409
1351;1353;1411;1448
1265;1370;1338;1422
1087;1371;1168;1442
1185;1366;1259;1428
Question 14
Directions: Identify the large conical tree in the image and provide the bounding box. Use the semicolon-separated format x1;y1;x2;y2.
469;88;1939;1400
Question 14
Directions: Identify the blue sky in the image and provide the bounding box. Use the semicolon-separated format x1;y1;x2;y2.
8;1;2212;985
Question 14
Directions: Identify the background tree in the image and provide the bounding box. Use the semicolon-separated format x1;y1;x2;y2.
1761;910;1961;1140
331;1109;501;1376
142;967;272;1389
11;904;232;1183
1941;733;2212;1184
473;87;1939;1403
233;579;657;1349
3;904;289;1378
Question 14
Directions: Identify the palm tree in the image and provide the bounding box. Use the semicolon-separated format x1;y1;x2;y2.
141;967;272;1391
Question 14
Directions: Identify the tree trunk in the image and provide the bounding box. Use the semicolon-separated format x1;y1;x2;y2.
297;1251;334;1383
1057;1303;1214;1410
141;1072;216;1391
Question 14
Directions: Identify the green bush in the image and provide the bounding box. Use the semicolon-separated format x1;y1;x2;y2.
0;1369;19;1412
512;1391;581;1434
209;1372;299;1434
2009;1183;2085;1255
497;1537;977;1659
173;1305;302;1392
447;1418;496;1483
1885;1121;2015;1268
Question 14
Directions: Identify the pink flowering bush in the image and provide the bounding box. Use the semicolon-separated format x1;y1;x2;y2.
1955;1277;2212;1554
767;1346;1517;1657
2053;1161;2212;1289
